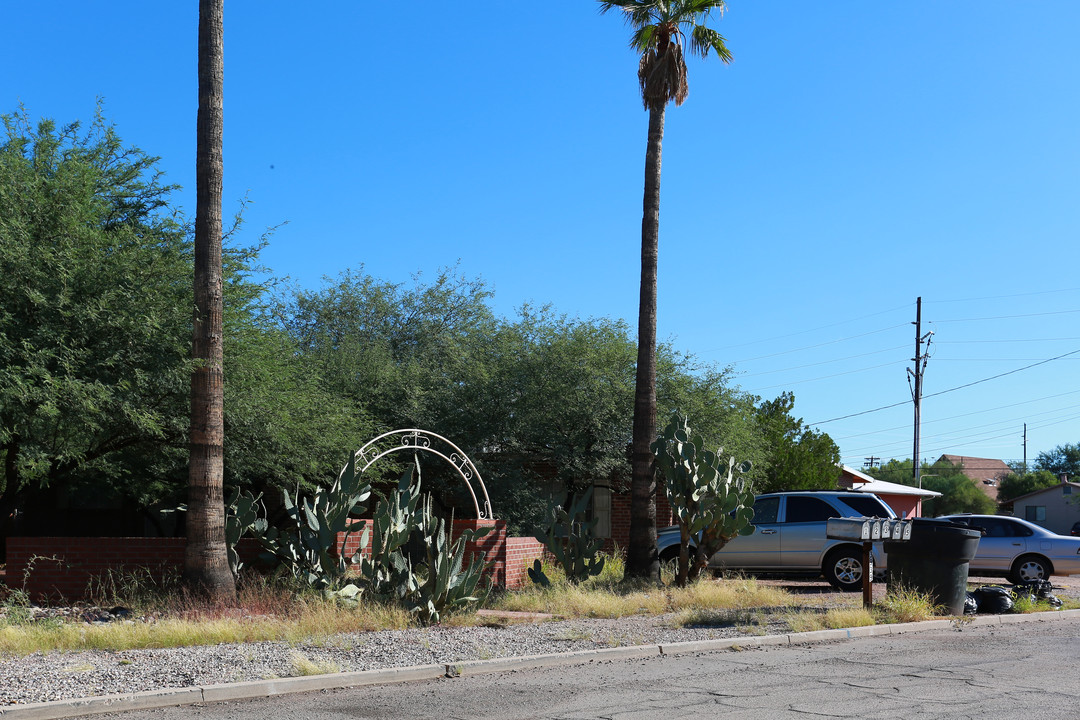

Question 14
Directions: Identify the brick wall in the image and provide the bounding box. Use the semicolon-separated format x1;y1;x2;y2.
4;521;548;601
5;537;187;602
503;536;545;589
605;492;674;554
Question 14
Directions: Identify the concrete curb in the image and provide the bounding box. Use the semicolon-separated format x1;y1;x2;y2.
3;609;1077;720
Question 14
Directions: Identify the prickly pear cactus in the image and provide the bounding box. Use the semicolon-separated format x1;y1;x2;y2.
532;487;606;585
653;413;754;586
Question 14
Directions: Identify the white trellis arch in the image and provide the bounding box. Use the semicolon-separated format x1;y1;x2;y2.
347;429;493;520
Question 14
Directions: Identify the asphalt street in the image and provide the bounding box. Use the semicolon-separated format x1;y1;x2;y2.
65;615;1080;720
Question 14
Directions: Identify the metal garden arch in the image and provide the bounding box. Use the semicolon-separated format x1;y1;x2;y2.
347;429;493;520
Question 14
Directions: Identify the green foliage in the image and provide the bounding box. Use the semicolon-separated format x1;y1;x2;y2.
0;107;191;509
0;107;366;524
531;488;606;585
998;470;1060;503
472;306;637;503
653;413;754;586
280;268;785;533
868;458;997;516
753;392;841;493
1035;442;1080;479
657;357;765;480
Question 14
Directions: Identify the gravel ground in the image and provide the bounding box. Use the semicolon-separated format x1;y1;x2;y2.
1;574;1076;707
0;612;792;706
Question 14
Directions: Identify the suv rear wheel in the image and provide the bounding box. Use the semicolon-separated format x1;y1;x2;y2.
824;547;870;592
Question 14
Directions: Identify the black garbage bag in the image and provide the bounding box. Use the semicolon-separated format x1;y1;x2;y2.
1012;579;1063;608
971;586;1014;614
963;593;979;615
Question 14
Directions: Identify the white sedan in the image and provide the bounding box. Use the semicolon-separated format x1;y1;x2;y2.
938;514;1080;582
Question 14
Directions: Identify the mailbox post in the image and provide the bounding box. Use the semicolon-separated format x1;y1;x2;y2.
826;517;912;608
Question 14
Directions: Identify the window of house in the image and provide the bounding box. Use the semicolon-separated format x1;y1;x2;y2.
1025;506;1046;523
592;484;611;538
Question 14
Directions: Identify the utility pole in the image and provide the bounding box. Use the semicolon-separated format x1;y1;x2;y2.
908;297;933;489
1023;423;1028;474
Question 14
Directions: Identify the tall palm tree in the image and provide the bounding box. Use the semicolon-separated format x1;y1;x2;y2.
185;0;235;599
598;0;732;580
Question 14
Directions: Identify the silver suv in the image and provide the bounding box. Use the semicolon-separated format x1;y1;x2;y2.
657;491;895;591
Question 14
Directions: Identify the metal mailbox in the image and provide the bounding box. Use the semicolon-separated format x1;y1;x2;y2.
826;517;912;543
825;516;913;609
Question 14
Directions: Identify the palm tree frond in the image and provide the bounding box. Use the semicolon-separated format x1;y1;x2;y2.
689;25;732;63
599;0;665;30
680;0;728;19
630;24;657;52
600;0;731;109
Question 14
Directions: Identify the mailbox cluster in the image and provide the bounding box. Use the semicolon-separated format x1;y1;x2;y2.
826;516;913;542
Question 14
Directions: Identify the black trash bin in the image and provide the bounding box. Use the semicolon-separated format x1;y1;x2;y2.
884;518;981;616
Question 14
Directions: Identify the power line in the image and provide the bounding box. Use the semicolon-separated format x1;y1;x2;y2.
736;344;909;379
810;349;1080;425
929;287;1080;304
698;303;912;354
934;357;1080;362
729;324;909;365
840;411;1080;460
922;349;1080;400
745;360;906;394
832;394;1080;442
931;309;1080;323
937;337;1080;344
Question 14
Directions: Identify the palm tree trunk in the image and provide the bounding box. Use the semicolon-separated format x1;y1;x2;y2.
185;0;234;600
625;103;665;581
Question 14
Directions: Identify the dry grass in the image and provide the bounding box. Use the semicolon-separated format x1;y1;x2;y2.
290;653;341;676
874;586;939;623
0;575;412;657
667;575;794;612
6;556;1075;658
785;607;876;633
494;569;800;625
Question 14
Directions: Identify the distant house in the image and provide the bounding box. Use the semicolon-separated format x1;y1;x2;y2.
938;454;1011;503
838;466;941;518
1002;479;1080;535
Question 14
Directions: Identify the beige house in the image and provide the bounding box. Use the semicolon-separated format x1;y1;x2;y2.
1005;480;1080;535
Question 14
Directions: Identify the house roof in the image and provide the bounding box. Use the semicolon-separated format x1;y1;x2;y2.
1004;481;1080;505
938;454;1010;502
938;454;1011;480
840;466;943;498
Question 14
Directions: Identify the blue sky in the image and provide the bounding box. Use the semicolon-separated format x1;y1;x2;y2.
4;1;1078;470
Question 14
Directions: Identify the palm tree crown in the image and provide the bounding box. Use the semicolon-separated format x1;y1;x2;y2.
599;0;732;110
